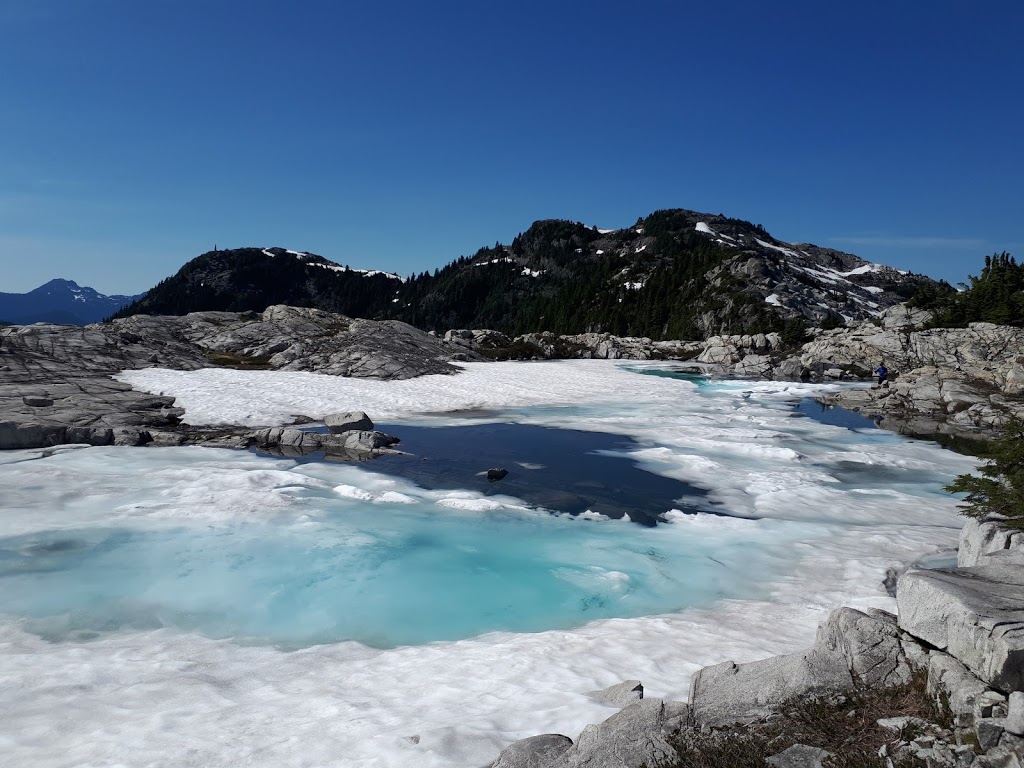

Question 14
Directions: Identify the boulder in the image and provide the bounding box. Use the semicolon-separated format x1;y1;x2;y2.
1008;692;1024;737
959;518;1024;567
334;430;400;452
927;652;997;729
688;649;852;727
324;411;374;433
815;607;912;688
491;734;573;768
587;680;644;708
487;468;509;482
734;354;776;378
553;698;688;768
897;563;1024;692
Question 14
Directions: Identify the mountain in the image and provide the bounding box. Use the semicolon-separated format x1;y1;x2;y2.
110;247;404;320
111;211;941;339
383;210;939;338
0;279;143;326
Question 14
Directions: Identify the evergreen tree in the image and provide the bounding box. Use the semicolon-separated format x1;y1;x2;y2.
945;418;1024;527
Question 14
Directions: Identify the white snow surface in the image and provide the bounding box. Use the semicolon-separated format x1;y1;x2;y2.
695;221;716;235
3;361;978;768
764;293;782;306
755;238;801;258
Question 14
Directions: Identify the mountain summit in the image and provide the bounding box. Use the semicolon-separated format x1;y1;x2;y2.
384;209;938;338
0;279;142;325
110;210;940;339
111;247;403;320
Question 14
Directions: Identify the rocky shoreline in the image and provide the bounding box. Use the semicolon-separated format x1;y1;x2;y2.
2;303;1022;452
0;305;482;451
443;305;1024;442
486;518;1024;768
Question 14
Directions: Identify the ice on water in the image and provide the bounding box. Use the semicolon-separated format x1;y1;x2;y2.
1;361;976;768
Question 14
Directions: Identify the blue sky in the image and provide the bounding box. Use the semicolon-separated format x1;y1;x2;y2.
1;0;1021;294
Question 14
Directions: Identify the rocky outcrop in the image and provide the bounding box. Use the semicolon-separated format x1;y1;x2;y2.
687;608;910;727
491;734;573;768
441;329;703;362
324;411;375;433
688;650;852;727
0;306;477;450
897;562;1024;692
492;520;1024;768
796;310;1024;438
958;519;1024;567
248;427;401;459
554;698;688;768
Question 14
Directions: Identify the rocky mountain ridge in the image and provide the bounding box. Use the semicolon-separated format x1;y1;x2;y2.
0;278;142;325
101;209;940;340
111;247;403;320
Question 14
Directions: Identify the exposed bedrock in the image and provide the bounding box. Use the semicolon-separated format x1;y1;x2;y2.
800;309;1024;438
491;520;1024;767
958;518;1024;567
440;304;1024;440
897;561;1024;693
0;306;479;450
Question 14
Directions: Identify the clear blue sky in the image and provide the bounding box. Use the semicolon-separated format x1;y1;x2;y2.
2;0;1021;294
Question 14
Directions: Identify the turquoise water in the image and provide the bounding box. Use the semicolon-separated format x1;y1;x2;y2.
0;479;790;648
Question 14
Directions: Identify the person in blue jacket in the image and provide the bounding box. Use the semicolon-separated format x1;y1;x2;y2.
875;362;888;386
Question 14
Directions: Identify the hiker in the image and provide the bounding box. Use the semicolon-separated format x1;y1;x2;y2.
875;362;888;386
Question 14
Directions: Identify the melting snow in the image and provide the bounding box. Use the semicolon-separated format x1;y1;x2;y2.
839;264;881;277
764;294;782;306
635;245;647;254
754;239;801;259
695;222;716;235
2;361;977;768
863;286;884;295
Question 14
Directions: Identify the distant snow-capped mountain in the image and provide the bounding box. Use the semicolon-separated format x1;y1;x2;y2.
0;279;143;326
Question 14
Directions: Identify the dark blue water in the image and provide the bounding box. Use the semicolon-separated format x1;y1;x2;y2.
793;398;880;431
366;423;708;526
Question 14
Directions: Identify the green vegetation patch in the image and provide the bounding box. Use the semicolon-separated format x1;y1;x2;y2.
205;351;274;369
946;417;1024;527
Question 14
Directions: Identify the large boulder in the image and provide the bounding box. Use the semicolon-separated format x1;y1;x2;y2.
688;607;911;727
688;649;852;727
926;652;992;730
897;563;1024;692
324;411;374;433
815;607;913;688
959;518;1024;567
491;734;573;768
587;681;644;708
552;698;688;768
